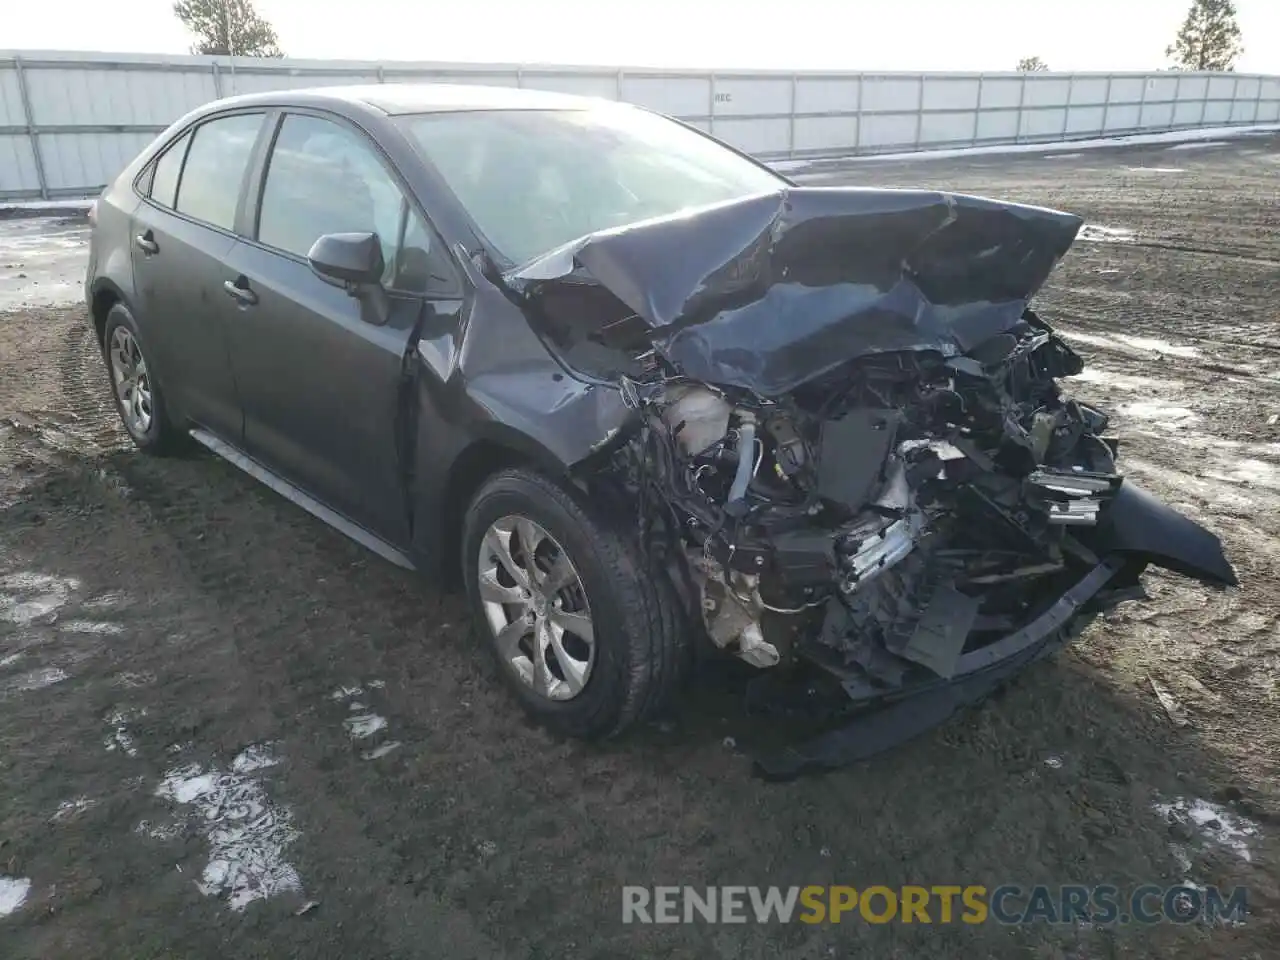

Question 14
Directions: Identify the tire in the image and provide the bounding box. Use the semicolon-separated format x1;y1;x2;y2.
101;303;183;454
462;467;686;739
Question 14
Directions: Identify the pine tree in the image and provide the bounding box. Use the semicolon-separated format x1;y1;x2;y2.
1017;57;1050;72
174;0;285;58
1166;0;1243;71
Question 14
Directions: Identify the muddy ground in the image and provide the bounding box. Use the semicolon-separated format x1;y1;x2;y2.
1;135;1279;959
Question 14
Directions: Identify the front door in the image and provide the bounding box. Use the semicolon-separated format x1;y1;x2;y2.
219;112;454;546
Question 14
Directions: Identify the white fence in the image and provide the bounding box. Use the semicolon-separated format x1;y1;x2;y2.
2;50;1279;200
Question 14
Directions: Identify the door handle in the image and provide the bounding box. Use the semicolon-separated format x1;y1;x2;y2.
223;278;259;306
134;232;159;255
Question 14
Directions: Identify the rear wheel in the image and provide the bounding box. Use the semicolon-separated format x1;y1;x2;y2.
462;468;686;739
102;304;182;454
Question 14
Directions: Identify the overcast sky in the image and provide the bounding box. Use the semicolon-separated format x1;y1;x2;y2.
6;0;1280;74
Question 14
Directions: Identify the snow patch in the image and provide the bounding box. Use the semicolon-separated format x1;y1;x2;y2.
104;708;145;758
50;797;96;822
1057;331;1115;349
776;123;1280;173
1057;330;1201;360
1068;368;1182;392
1125;457;1261;512
331;683;398;755
1205;459;1280;491
231;742;281;774
1170;843;1195;877
113;671;154;688
361;740;402;760
1078;224;1135;243
0;199;91;213
0;571;77;624
59;620;124;635
1165;140;1229;151
344;713;387;739
154;744;302;911
0;877;31;917
104;728;137;757
135;819;184;840
1119;400;1199;427
9;666;69;692
1112;335;1201;358
1154;797;1258;863
81;593;126;611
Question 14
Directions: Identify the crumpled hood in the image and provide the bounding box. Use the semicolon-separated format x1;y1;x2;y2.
509;185;1083;396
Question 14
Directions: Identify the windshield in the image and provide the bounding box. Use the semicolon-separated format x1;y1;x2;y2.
399;107;783;266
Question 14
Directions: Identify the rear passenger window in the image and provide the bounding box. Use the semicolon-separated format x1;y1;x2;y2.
174;113;264;231
149;131;190;209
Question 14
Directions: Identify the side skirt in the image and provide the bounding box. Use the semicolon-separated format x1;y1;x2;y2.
189;427;417;572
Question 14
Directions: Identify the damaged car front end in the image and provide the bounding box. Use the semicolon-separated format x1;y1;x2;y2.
92;89;1234;777
508;185;1237;776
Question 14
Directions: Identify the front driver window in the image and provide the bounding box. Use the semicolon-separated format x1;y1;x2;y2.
258;115;405;280
257;114;453;294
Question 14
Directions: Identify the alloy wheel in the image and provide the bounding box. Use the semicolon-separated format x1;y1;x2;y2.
477;514;596;701
107;326;153;436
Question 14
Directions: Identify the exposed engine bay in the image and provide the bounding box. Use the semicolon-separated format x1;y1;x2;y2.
611;309;1136;698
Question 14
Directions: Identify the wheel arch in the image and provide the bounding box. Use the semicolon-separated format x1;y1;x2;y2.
427;429;573;586
89;278;130;346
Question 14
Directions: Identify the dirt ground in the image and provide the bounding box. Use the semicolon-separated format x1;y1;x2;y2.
2;135;1279;959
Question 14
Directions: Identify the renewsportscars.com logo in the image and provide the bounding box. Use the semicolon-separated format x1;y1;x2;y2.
621;884;1247;926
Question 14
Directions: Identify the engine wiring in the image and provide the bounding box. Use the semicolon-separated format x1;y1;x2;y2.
607;315;1118;677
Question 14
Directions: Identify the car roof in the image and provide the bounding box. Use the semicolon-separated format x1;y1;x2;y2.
207;82;614;116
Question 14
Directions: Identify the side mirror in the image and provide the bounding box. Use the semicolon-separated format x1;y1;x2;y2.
307;232;384;288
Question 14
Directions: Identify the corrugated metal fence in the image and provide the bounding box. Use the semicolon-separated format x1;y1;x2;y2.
2;50;1279;200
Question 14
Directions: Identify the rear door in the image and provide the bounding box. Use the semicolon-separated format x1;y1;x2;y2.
129;111;270;441
219;111;461;545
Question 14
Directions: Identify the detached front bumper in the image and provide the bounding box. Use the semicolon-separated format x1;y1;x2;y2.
754;478;1239;778
754;480;1237;779
754;556;1125;780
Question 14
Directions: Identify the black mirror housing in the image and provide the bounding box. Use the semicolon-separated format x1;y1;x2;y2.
307;232;384;287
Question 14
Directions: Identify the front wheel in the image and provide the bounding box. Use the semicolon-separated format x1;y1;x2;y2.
461;468;686;739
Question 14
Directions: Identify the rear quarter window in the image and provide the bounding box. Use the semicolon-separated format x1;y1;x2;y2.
148;131;191;209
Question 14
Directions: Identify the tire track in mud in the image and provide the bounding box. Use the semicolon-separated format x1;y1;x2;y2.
54;319;128;456
1115;239;1280;266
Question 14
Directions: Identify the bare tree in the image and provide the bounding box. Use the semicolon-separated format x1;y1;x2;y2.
1166;0;1243;71
174;0;284;58
1016;56;1050;72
